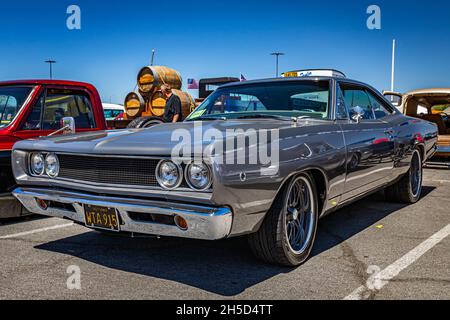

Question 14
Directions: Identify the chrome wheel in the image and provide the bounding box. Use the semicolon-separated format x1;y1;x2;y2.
410;150;422;198
285;176;316;254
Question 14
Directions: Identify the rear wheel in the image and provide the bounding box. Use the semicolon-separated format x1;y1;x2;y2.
386;149;423;203
127;116;165;129
248;173;319;267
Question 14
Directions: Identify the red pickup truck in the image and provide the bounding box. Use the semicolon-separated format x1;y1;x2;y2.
0;80;107;218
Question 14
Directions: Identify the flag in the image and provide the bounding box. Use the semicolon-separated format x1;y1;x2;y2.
240;74;247;82
187;78;199;89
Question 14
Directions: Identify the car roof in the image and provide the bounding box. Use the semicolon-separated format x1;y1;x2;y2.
0;79;97;89
219;76;368;88
102;103;124;110
404;88;450;96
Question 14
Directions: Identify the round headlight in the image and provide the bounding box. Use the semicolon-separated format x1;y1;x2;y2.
156;160;182;190
185;162;212;190
30;153;45;176
45;153;60;178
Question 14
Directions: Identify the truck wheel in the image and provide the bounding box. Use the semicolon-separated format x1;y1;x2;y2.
127;117;165;129
386;149;423;203
248;173;319;267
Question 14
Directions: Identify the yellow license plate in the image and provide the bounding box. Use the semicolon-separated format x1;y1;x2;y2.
283;72;299;78
84;205;120;232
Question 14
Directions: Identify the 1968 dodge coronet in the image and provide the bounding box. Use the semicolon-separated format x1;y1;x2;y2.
11;73;438;266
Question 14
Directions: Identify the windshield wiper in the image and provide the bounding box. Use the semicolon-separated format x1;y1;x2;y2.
236;114;291;120
186;116;227;122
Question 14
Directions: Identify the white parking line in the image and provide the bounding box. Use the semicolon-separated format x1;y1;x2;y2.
344;224;450;300
0;223;74;240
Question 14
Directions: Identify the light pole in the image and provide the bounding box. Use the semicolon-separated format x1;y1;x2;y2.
391;39;396;92
270;52;285;77
150;49;156;66
45;59;56;79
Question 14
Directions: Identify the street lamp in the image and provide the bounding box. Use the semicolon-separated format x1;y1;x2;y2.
270;52;285;77
45;59;57;79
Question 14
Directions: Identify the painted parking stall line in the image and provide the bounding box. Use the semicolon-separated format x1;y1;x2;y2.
344;224;450;300
0;223;74;240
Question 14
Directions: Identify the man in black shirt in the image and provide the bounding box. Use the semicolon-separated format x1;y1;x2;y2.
161;84;182;123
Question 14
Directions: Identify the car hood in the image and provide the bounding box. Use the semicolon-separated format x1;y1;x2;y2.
13;119;327;156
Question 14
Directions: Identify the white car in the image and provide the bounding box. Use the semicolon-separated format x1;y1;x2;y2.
103;103;125;120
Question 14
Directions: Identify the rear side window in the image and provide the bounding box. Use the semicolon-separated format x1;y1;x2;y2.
22;88;96;130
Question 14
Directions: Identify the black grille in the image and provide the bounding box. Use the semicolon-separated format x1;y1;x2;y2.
58;154;160;187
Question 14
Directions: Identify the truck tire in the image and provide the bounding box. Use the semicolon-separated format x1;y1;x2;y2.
386;149;423;204
127;117;165;129
248;173;319;267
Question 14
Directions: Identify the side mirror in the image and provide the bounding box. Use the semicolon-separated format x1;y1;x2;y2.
61;117;76;134
48;117;76;136
351;106;365;123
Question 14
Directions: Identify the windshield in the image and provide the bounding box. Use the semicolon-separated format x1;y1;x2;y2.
0;86;34;128
186;80;331;121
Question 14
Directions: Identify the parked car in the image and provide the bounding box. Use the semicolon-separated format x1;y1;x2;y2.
11;73;437;266
0;80;107;218
384;89;450;158
102;103;125;121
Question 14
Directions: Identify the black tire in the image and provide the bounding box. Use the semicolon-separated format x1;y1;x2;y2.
248;173;319;267
386;149;423;204
127;116;165;129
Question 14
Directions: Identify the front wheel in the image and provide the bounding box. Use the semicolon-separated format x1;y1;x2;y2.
248;173;319;267
386;149;423;203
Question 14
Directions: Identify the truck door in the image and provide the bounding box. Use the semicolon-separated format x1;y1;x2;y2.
337;82;396;201
14;87;99;140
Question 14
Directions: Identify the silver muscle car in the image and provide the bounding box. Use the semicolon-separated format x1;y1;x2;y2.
11;74;438;266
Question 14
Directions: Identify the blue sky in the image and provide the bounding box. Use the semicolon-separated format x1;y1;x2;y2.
1;0;449;103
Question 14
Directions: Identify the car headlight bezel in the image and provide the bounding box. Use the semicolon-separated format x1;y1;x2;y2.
30;152;45;176
44;153;60;178
185;162;213;191
155;160;183;190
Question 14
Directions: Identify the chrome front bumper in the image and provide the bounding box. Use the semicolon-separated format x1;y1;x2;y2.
12;187;233;240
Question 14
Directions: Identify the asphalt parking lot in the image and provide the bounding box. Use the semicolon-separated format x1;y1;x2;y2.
0;167;449;300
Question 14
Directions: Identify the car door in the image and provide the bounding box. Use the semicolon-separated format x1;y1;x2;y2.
337;82;395;201
13;86;98;141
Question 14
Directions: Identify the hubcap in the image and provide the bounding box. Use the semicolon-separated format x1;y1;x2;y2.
410;151;422;198
285;177;315;254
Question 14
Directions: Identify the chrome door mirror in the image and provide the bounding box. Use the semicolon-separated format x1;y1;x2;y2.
351;106;365;123
61;117;76;134
48;117;76;136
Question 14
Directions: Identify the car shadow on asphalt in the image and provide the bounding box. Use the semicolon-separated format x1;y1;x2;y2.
311;186;435;257
35;186;436;297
